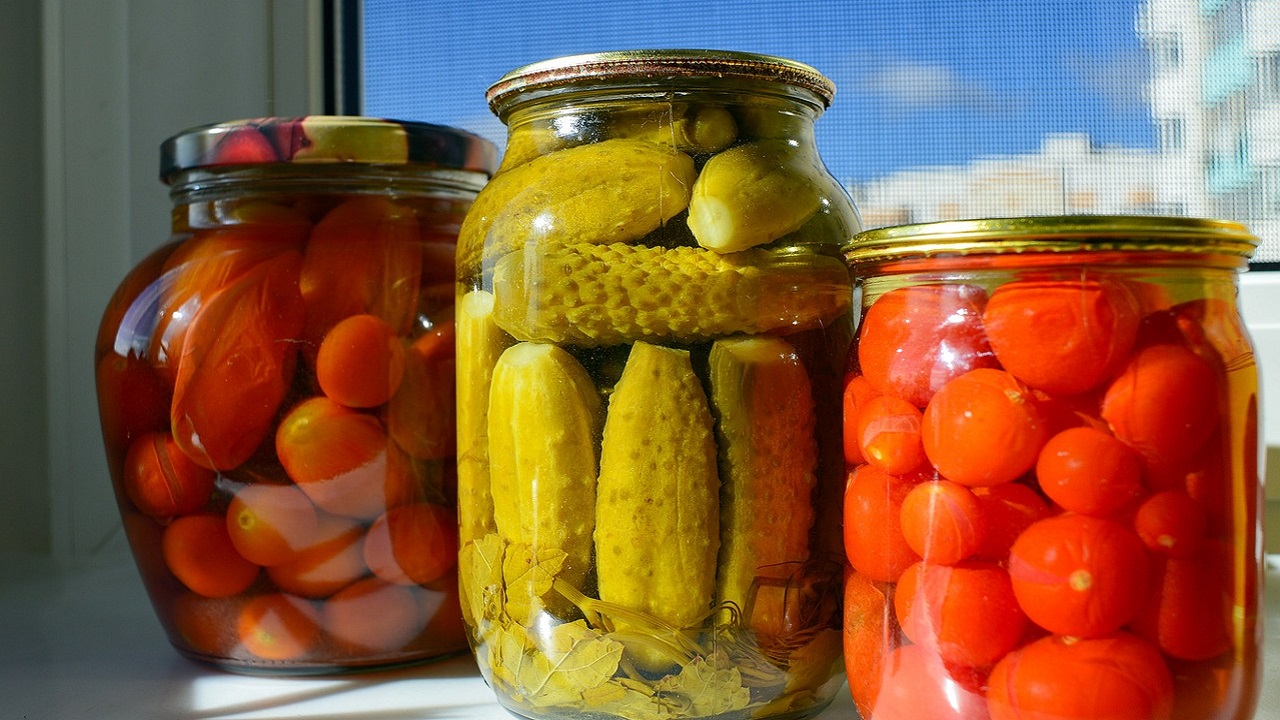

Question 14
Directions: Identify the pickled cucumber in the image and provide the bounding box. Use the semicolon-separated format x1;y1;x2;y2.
487;342;602;608
687;140;825;253
709;336;817;631
491;242;852;346
595;341;719;632
457;138;697;276
456;290;514;545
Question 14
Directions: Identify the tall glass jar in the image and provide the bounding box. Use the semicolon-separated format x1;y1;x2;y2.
840;216;1262;720
94;116;496;673
456;51;861;719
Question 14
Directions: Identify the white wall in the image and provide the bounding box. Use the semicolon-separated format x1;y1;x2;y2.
3;0;322;565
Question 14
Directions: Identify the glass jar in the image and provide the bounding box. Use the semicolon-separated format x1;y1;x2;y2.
840;216;1262;720
456;51;861;719
94;116;496;673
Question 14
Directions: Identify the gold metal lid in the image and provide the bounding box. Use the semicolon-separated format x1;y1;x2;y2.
486;49;836;119
844;215;1259;266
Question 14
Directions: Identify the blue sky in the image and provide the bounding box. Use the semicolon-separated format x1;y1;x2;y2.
362;0;1157;184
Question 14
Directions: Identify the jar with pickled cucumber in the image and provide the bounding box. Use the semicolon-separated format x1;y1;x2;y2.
94;116;497;673
456;51;861;719
839;216;1263;720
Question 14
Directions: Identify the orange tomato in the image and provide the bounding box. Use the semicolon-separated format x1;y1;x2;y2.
894;560;1026;668
169;251;306;470
275;396;416;520
856;394;927;475
237;592;322;661
315;313;406;409
225;483;322;567
1008;513;1149;637
363;503;459;586
1034;426;1144;517
1130;542;1233;661
899;479;985;565
1133;490;1207;558
982;278;1141;396
1101;343;1221;470
122;431;216;518
323;577;427;654
299;196;423;354
856;284;996;408
843;465;921;583
922;368;1050;487
843;567;895;718
385;322;456;460
162;513;260;598
987;632;1174;720
842;374;881;466
265;515;368;598
871;644;990;720
169;592;245;659
972;483;1052;563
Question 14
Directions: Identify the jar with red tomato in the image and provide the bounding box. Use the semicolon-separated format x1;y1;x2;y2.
839;216;1262;720
94;116;497;673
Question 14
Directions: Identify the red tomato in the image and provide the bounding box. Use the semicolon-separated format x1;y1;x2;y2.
1101;343;1221;470
169;251;305;470
843;465;922;583
299;196;423;355
972;483;1052;562
899;479;985;565
122;431;216;518
323;577;428;654
1008;514;1149;637
162;514;260;598
385;322;457;460
923;368;1050;487
1133;490;1207;558
843;567;895;718
363;503;459;586
275;396;415;520
842;374;881;466
1130;542;1233;661
315;313;406;409
987;632;1174;720
237;592;322;661
982;278;1141;396
169;592;244;658
871;644;991;720
225;483;322;567
856;394;927;475
856;284;997;408
265;515;368;598
95;352;169;461
894;560;1027;668
1035;426;1144;517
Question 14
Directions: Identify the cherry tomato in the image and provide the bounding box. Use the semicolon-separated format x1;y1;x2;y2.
275;396;415;520
162;514;260;598
169;592;244;658
265;515;368;598
299;196;423;354
843;567;895;718
894;560;1026;668
1035;426;1144;517
122;431;216;518
987;632;1174;720
856;395;927;475
871;644;990;720
95;352;169;461
169;251;306;470
982;278;1141;396
385;322;457;460
1131;542;1232;661
1008;513;1149;637
363;503;459;586
972;483;1052;562
1101;343;1221;470
237;592;322;661
923;368;1050;487
899;479;985;565
843;465;922;583
323;577;428;654
1133;490;1207;558
856;284;997;408
842;374;881;465
225;483;322;567
316;313;406;409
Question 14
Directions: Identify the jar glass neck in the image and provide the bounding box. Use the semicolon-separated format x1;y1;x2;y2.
167;165;489;205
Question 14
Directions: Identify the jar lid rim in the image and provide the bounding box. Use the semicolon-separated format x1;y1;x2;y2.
159;116;499;184
843;215;1259;264
486;49;835;116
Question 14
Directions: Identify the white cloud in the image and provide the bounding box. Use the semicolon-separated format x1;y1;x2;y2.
859;61;998;111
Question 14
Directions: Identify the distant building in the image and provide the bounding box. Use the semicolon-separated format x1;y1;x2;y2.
851;0;1280;262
